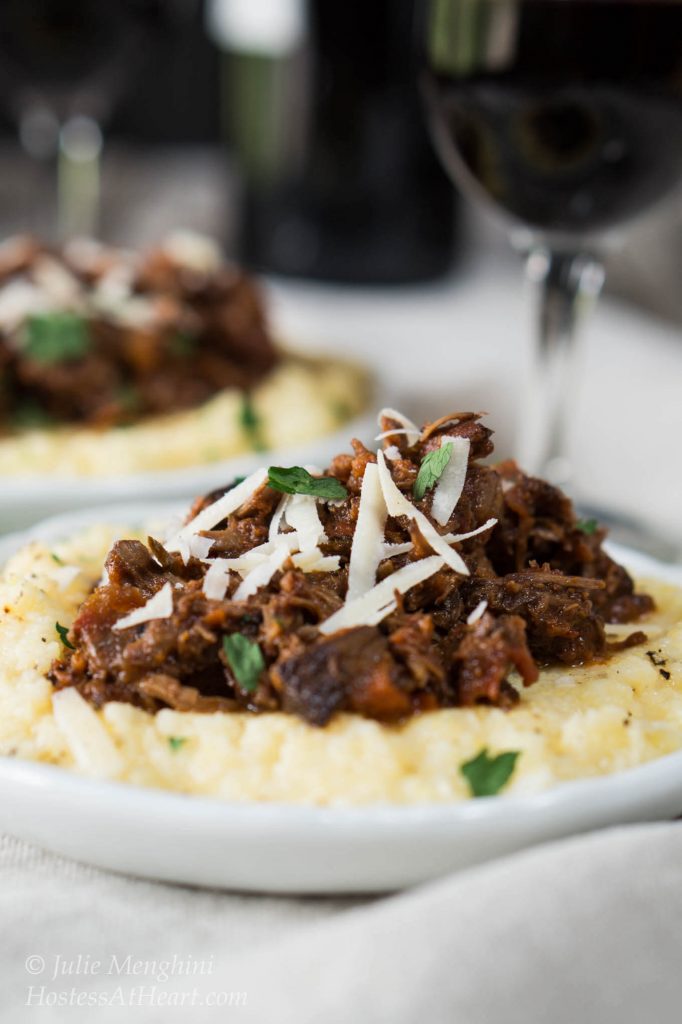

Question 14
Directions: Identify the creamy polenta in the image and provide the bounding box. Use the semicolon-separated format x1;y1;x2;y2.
0;353;369;477
0;526;681;804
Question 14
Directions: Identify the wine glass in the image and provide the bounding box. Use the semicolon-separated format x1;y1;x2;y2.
0;0;186;239
419;0;682;509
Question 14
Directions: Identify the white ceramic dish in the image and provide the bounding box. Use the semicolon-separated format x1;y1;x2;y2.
0;506;680;894
0;409;376;534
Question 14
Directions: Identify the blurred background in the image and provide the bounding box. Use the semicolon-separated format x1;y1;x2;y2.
0;0;680;539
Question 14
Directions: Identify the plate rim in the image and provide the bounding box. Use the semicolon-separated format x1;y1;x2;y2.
0;407;377;502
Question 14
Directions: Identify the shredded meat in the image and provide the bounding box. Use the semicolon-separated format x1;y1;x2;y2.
49;410;655;725
0;237;278;432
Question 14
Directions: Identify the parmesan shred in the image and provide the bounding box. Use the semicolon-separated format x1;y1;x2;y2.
202;560;231;601
189;535;214;560
319;555;444;635
234;541;290;600
268;494;290;542
431;435;470;526
284;494;326;552
346;463;387;602
467;600;488;625
376;450;469;576
292;551;341;573
52;688;124;779
165;467;268;553
113;581;174;631
442;518;498;544
376;407;420;446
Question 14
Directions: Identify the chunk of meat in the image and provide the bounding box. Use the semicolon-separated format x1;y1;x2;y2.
275;627;413;725
453;613;538;706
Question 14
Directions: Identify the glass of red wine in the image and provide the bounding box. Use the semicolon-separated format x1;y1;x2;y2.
420;0;682;505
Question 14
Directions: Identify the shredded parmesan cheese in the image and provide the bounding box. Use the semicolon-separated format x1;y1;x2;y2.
376;450;469;576
203;560;231;601
113;582;174;631
166;467;267;552
234;542;290;600
346;463;387;602
268;494;290;542
442;518;498;544
430;435;470;526
189;535;214;560
52;689;124;779
319;555;444;635
292;551;341;573
50;565;82;590
284;493;326;552
467;600;488;625
376;407;420;446
382;542;414;559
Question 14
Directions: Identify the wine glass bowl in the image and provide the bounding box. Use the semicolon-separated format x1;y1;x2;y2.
422;0;682;246
419;0;682;510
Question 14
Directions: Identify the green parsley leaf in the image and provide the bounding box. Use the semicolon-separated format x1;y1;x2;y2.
50;552;64;565
10;399;55;430
575;518;599;535
223;633;265;693
55;622;75;651
169;330;197;358
22;313;90;364
168;736;188;751
413;443;454;501
240;395;267;452
267;466;348;500
460;747;520;797
331;399;352;424
115;384;140;414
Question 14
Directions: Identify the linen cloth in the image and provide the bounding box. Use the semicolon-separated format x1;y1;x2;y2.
2;822;682;1023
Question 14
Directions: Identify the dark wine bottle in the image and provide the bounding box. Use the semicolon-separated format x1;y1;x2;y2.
211;0;458;284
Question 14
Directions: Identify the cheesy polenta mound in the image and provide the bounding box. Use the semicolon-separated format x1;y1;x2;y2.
1;526;682;805
0;354;369;478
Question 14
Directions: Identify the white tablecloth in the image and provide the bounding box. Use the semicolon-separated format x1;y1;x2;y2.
3;823;682;1022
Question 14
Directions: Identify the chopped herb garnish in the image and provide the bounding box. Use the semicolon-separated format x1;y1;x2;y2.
413;443;453;501
168;736;188;751
331;399;352;424
223;633;265;693
460;747;520;797
55;622;75;651
169;330;197;357
240;395;267;452
267;465;348;500
22;312;90;364
50;552;64;565
575;518;599;535
115;384;140;414
10;400;55;431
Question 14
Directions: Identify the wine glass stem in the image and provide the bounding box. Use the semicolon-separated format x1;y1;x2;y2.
57;115;103;240
517;247;605;488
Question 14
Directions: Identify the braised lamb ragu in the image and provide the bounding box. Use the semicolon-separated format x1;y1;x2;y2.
50;411;654;726
0;235;278;432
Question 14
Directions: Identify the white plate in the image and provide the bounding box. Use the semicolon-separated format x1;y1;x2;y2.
0;506;680;894
0;409;376;534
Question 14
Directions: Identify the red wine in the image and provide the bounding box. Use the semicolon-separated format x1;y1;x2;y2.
422;0;682;239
